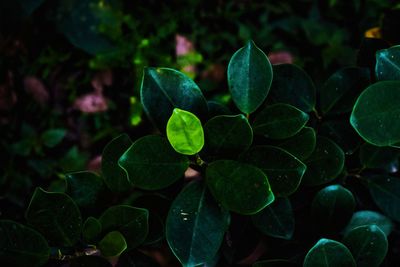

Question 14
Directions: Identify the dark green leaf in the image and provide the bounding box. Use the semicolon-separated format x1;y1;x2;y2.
66;171;103;208
253;103;309;139
0;220;50;267
375;45;400;81
102;134;132;192
203;114;253;159
311;185;355;232
320;67;370;115
166;108;204;155
140;67;208;130
119;135;189;190
206;160;274;215
303;239;356;267
343;210;393;236
26;187;82;246
360;143;400;172
41;128;66;148
269;64;316;112
270;127;316;160
99;205;149;249
343;225;388;267
227;40;273;114
350;81;400;146
251;197;294;240
70;256;112;267
303;137;344;186
368;175;400;222
99;231;127;258
83;217;102;243
207;101;231;117
166;181;230;267
240;146;306;196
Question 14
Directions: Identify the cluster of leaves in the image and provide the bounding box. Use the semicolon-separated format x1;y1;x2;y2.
2;39;400;266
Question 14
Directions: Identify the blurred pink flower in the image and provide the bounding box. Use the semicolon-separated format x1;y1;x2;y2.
268;51;294;65
87;155;102;174
91;69;113;93
175;34;194;56
24;76;49;106
74;92;108;113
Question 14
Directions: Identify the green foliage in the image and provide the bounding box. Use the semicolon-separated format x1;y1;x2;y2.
375;45;400;81
99;231;127;258
343;210;393;237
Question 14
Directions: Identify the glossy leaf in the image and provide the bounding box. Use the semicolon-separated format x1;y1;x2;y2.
83;217;102;243
66;171;103;207
253;103;309;139
140;67;208;130
303;239;356;267
207;100;231;117
375;45;400;81
99;205;149;249
41;128;66;148
350;81;400;146
320;67;370;115
271;127;316;160
303;137;344;186
166;181;230;267
227;40;273;114
166;108;204;155
360;143;400;172
268;64;316;112
203;114;253;159
343;210;393;236
0;220;50;267
206;160;274;215
99;231;127;258
343;225;388;267
241;146;306;196
119;135;189;190
251;197;294;240
368;175;400;222
102;134;132;192
311;185;355;232
26;187;82;246
70;256;112;267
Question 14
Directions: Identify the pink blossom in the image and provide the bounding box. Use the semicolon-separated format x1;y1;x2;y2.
175;34;194;56
74;92;108;113
24;76;49;106
87;155;102;174
268;51;294;65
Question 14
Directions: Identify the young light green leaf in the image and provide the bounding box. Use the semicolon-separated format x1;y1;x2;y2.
240;146;306;196
375;45;400;81
228;40;273;114
251;197;294;240
140;67;208;130
303;239;356;267
166;108;204;155
99;231;127;258
343;225;388;267
343;210;393;237
66;171;103;208
119;135;189;190
0;220;50;267
166;181;230;267
26;187;82;246
253;103;309;139
350;81;400;146
206;160;274;215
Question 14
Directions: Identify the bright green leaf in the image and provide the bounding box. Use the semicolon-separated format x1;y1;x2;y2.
166;108;204;155
99;231;127;258
66;171;103;208
375;45;400;81
343;210;393;237
227;40;273;114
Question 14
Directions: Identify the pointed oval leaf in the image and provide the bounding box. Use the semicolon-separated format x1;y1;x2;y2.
360;143;400;171
83;217;102;243
206;160;274;215
311;185;355;232
102;134;133;192
99;231;127;258
119;135;189;190
202;114;253;159
66;171;103;208
0;220;50;267
375;45;400;81
228;40;273;114
320;67;370;115
240;146;306;196
268;64;316;112
368;175;400;222
251;197;294;240
99;205;149;249
303;239;356;267
350;81;400;146
166;108;204;155
303;137;345;186
166;181;230;267
140;67;208;130
26;187;82;246
343;225;387;267
253;103;309;139
343;210;393;237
